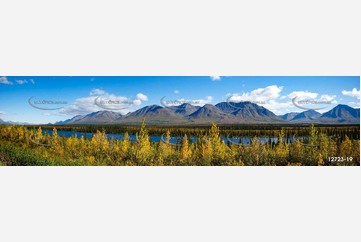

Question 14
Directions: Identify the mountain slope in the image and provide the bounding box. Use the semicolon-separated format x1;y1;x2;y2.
122;105;187;124
189;104;234;123
56;115;85;124
216;102;282;122
279;112;299;121
316;104;360;123
57;111;123;124
171;103;200;116
290;110;321;122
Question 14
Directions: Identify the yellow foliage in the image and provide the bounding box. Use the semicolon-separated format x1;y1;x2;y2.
0;123;359;166
121;132;130;155
134;119;152;165
340;135;352;157
85;156;96;165
317;153;324;166
180;134;192;164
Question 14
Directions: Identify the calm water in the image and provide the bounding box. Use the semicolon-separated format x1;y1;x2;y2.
41;129;300;145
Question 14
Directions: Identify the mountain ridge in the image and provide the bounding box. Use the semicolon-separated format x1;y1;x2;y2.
317;104;360;124
290;110;322;122
49;103;360;125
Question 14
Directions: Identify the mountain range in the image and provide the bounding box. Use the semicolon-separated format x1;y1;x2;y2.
0;118;32;125
52;102;360;125
56;111;123;125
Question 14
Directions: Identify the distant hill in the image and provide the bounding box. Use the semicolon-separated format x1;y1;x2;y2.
290;110;321;122
0;119;33;125
279;112;299;121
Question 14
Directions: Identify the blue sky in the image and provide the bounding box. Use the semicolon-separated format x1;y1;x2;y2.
0;76;360;124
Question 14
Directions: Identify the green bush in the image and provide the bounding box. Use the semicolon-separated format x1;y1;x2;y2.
0;141;51;166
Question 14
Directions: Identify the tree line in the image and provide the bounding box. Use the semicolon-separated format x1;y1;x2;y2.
26;124;360;140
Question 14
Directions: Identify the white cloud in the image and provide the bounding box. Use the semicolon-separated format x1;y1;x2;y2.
284;92;339;112
0;111;6;115
0;77;13;85
284;91;318;99
90;88;106;96
60;90;148;116
133;99;142;106
60;96;103;116
41;112;53;116
227;85;289;114
12;79;35;85
318;94;337;104
60;95;128;116
348;101;360;108
164;96;213;107
192;96;213;106
210;76;221;81
263;100;294;115
16;80;28;85
228;85;283;102
174;90;179;94
319;94;336;102
135;93;148;101
342;88;360;99
226;86;340;115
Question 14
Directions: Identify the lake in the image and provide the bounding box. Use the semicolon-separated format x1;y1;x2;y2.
40;129;300;145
